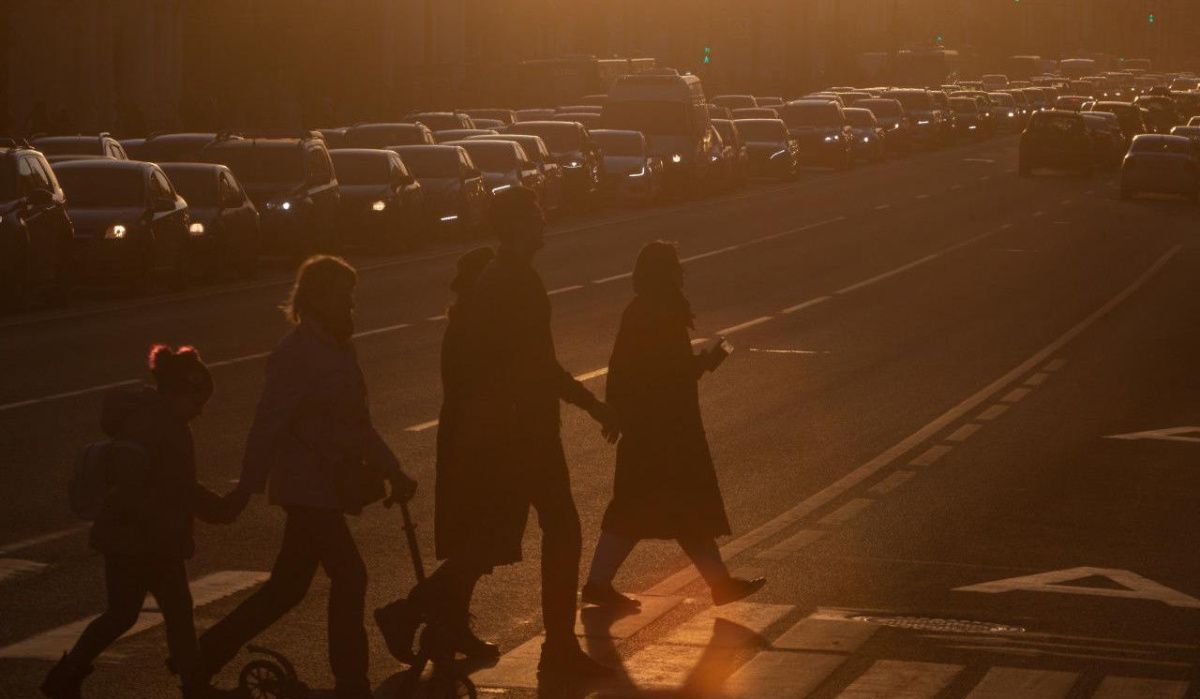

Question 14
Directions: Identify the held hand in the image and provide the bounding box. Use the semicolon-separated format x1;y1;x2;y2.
218;487;253;524
386;472;418;505
588;401;621;444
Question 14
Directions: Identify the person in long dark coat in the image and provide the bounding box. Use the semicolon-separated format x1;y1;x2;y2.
582;241;765;609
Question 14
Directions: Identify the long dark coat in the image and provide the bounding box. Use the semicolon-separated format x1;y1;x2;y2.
434;255;596;565
600;294;732;540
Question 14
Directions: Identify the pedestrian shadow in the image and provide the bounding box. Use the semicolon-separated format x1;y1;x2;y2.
374;655;498;698
536;613;768;699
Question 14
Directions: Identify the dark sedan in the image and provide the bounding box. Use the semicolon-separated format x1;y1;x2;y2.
159;162;259;278
1019;110;1092;176
330;149;427;251
734;119;800;179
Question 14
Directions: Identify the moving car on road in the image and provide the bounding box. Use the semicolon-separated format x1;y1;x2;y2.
329;149;426;252
711;119;750;189
466;133;564;215
886;89;944;147
158;162;259;278
731;107;779;119
844;108;886;162
589;129;664;205
1019;110;1092;176
53;159;190;290
857;98;910;152
141;133;223;163
505;121;602;207
461;109;518;126
734;118;800;180
1168;126;1200;149
1080;113;1126;167
388;145;489;237
31;134;128;162
404;112;475;131
346;123;436;148
444;139;546;201
435;129;499;143
948;97;987;139
1120;135;1199;202
1086;102;1148;144
987;92;1022;131
711;95;758;111
0;144;74;308
779;99;853;169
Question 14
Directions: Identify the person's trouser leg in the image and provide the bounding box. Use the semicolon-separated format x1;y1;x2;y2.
307;509;370;694
678;537;730;588
65;555;151;665
195;509;320;679
585;531;637;587
147;559;198;682
529;459;582;648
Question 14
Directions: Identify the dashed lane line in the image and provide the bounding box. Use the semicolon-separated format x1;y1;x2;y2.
782;296;832;315
0;558;48;585
909;444;954;467
717;316;773;336
0;526;89;557
946;423;983;443
547;284;584;296
977;404;1010;421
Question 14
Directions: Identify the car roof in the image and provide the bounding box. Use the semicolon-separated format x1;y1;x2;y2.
786;99;839;107
33;135;108;143
158;162;228;172
1132;134;1190;144
446;139;518;152
51;159;152;171
353;123;426;130
843;107;873;114
391;145;460;153
509;121;582;130
589;129;642;137
330;148;394;158
205;138;304;149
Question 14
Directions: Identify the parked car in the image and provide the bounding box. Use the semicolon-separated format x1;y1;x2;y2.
711;119;750;188
779;99;853;169
53;159;190;290
31;134;128;162
346;123;436;148
1019;110;1092;176
388;145;489;237
589;130;664;205
200;132;340;255
404;112;475;131
329;149;426;251
1120;134;1198;202
504;121;602;207
159;162;259;277
735;118;800;180
0;144;74;308
434;129;498;143
466;134;564;215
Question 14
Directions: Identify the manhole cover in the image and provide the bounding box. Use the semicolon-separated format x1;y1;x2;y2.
850;615;1025;634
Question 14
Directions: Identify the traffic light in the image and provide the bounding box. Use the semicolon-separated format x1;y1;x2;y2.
703;46;711;64
935;33;944;45
1147;12;1156;24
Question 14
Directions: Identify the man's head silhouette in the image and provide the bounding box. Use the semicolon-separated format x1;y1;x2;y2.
489;186;545;260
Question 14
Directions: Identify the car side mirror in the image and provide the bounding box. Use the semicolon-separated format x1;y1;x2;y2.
28;188;55;207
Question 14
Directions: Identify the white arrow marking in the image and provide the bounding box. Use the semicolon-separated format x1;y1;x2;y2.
1104;426;1200;444
955;567;1200;609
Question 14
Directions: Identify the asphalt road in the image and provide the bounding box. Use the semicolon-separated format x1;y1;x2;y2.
1;136;1197;699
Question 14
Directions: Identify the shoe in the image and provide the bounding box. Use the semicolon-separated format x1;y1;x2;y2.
375;597;424;662
581;582;642;610
40;653;92;699
711;576;766;606
537;642;615;679
451;623;501;661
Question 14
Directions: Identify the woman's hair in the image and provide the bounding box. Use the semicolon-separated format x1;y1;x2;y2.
148;344;212;396
632;241;682;296
281;255;358;324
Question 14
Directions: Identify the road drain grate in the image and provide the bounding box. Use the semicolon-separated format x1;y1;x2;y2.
850;615;1025;634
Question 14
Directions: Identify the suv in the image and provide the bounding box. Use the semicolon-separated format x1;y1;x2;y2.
1019;110;1092;176
200;133;340;254
0;144;75;308
31;133;128;163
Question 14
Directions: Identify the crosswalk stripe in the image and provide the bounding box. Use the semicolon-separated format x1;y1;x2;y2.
757;529;825;561
818;498;874;526
774;614;878;653
661;601;792;647
965;667;1078;698
725;651;846;698
0;558;47;585
0;570;267;660
836;659;963;698
1092;676;1189;699
868;469;915;496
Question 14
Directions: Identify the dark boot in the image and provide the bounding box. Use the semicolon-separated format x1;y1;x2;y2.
40;653;92;699
450;620;500;661
710;576;767;606
581;582;642;610
537;641;615;679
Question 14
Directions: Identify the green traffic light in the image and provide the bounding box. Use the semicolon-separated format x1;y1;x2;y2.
1148;12;1155;23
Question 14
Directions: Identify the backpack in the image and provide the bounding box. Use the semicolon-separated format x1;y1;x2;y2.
69;440;147;521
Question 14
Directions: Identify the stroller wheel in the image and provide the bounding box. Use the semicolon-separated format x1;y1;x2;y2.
239;659;289;699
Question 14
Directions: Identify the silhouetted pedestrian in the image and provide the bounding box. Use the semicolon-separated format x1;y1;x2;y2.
583;242;765;610
42;345;231;699
454;187;620;679
193;256;417;699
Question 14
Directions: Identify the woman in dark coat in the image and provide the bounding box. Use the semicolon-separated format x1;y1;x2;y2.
582;241;765;609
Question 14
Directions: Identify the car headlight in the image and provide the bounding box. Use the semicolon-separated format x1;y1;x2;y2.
670;153;683;163
917;119;931;126
564;160;582;169
823;135;838;143
371;200;387;211
269;200;293;211
1007;111;1016;117
968;125;978;130
628;167;646;178
491;184;512;194
105;224;127;240
862;136;871;143
188;222;205;236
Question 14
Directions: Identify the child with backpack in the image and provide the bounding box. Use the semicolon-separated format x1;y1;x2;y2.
42;345;234;699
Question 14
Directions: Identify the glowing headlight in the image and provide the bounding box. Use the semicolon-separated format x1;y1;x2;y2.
280;201;292;211
862;136;871;143
371;200;387;211
105;224;127;240
1007;111;1016;117
491;185;512;194
439;215;459;223
968;125;978;130
188;222;205;236
917;119;931;126
823;135;838;143
710;154;719;162
564;161;582;169
670;153;683;163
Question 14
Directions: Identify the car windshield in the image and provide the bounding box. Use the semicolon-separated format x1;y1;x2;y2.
861;101;901;118
213;147;304;185
892;91;933;111
349;127;423;148
845;111;874;127
460;145;517;172
57;168;145;207
1132;139;1191;154
990;94;1015;107
396;149;459;178
162;168;217;205
950;98;978;112
1031;115;1083;135
34;138;102;156
331;152;389;185
593;133;643;156
736;121;787;141
781;103;841;127
601;101;691;136
409;114;461;131
508;124;583;152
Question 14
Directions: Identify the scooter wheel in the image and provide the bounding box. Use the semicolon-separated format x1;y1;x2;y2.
239;659;289;699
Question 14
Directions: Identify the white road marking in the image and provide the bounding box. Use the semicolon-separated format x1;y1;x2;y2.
622;643;708;689
680;245;741;264
404;419;440;433
0;570;269;660
874;204;893;210
835;254;941;295
781;296;832;315
818;498;874;526
965;667;1079;698
909;445;953;467
577;594;684;639
915;194;932;200
427;314;448;322
1092;676;1189;699
547;284;584;296
0;526;89;557
1024;372;1050;387
868;469;916;496
955;567;1200;609
1032;210;1046;218
1044;358;1067;372
748;348;827;355
964;158;996;163
0;558;47;585
725;651;847;698
644;245;1181;599
977;404;1010;421
837;659;962;698
592;271;633;285
757;529;826;561
745;216;848;245
662;601;793;647
775;612;879;652
717;316;773;335
1001;387;1032;403
1104;426;1200;444
350;323;411;340
946;423;982;443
